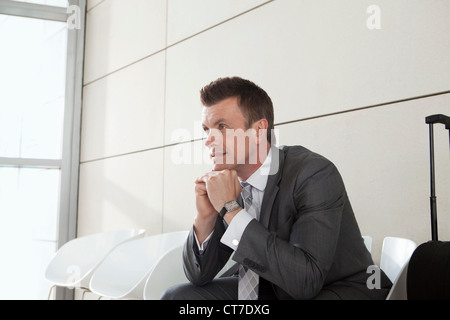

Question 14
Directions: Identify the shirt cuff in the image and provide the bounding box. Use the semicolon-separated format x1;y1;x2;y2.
220;209;254;251
193;229;214;255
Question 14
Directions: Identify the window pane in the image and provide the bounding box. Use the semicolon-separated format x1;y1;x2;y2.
12;0;69;7
0;14;67;159
0;167;60;299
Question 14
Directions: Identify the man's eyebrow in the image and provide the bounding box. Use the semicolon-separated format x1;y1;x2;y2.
212;118;228;127
202;118;229;130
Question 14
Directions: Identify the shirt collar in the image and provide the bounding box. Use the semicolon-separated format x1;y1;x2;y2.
240;148;272;192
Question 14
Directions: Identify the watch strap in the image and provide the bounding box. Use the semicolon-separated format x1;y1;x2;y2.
219;200;241;218
219;206;228;219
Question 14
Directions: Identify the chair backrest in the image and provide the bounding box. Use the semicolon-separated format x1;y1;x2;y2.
89;230;189;299
386;261;409;300
362;235;372;253
143;240;239;299
45;229;145;289
143;244;187;300
380;237;417;283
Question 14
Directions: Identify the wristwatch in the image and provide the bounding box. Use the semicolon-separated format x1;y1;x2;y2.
219;200;242;218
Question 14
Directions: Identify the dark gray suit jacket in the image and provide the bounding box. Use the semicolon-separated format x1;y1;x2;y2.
183;145;391;299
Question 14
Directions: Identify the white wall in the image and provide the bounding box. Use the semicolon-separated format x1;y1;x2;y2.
79;0;450;266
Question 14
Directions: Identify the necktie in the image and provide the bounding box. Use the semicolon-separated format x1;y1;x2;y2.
238;182;259;300
241;182;253;212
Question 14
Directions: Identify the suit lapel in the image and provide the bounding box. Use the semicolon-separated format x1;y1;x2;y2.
260;147;285;228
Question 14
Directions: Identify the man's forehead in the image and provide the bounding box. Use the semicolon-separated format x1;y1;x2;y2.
201;112;230;128
201;98;242;123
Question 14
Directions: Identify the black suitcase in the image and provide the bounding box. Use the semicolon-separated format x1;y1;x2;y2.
407;114;450;300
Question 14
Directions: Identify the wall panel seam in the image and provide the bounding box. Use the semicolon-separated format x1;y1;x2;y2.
86;0;105;13
275;90;450;127
79;88;450;165
83;0;275;87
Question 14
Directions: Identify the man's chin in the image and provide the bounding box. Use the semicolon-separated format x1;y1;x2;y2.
212;162;236;172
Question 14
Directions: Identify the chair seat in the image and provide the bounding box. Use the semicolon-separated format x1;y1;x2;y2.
45;229;145;290
89;231;189;299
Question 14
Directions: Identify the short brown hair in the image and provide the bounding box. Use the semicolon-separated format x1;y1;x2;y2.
200;77;274;143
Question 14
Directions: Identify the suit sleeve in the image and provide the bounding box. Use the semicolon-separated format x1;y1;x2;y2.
232;159;345;299
182;216;234;286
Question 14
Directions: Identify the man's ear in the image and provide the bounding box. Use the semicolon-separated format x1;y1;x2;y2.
254;119;269;145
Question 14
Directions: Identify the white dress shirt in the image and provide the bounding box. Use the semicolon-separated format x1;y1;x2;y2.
195;149;272;253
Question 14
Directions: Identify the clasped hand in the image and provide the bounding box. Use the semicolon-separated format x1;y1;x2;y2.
195;169;242;215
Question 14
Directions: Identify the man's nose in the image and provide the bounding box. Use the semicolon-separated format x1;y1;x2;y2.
204;129;222;148
205;134;216;149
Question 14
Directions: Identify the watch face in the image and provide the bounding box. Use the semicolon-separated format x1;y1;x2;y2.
225;200;240;212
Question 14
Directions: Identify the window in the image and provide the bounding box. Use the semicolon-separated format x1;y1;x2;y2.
0;14;66;160
0;0;85;299
12;0;69;7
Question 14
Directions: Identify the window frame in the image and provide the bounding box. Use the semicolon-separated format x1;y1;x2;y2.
0;0;86;300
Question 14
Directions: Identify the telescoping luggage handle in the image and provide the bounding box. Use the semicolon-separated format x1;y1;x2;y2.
425;114;450;241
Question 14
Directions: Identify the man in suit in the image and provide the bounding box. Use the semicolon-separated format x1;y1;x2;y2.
161;77;391;300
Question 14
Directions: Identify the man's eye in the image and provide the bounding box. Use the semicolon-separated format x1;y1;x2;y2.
219;125;227;130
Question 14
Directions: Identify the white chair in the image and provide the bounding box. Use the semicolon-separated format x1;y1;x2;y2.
45;229;146;299
362;235;372;253
142;243;237;300
380;236;417;284
89;230;189;300
386;261;409;300
143;244;186;300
